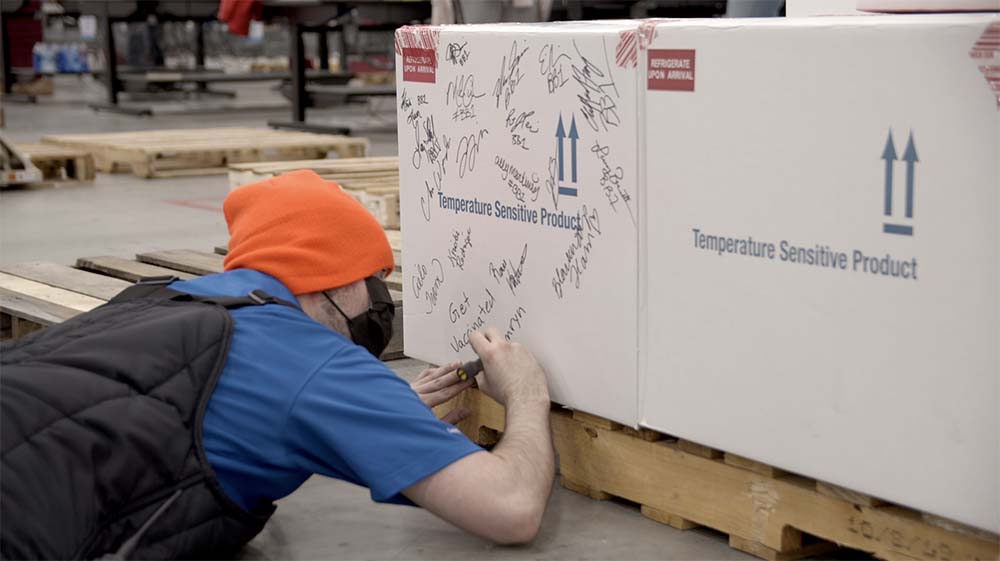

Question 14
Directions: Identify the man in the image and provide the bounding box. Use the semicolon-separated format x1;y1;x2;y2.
1;170;554;559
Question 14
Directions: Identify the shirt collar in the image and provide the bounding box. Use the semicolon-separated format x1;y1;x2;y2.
168;269;301;310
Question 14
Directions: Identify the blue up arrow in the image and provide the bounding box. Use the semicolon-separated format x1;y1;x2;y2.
556;115;566;182
902;131;918;219
569;115;579;184
881;130;897;217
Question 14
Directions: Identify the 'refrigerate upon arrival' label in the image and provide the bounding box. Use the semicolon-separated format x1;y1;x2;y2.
402;47;437;83
647;49;696;92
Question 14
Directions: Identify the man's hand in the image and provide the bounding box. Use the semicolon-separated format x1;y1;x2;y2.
404;328;554;544
469;327;549;407
411;361;474;424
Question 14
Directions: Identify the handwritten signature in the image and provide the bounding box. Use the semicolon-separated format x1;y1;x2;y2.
448;227;473;270
412;258;445;315
538;44;571;94
506;108;539;150
591;141;636;227
445;42;469;66
492;41;529;111
446;74;485;122
552;206;603;299
545;156;559;210
455;128;488;179
494;155;540;203
419;171;443;222
411;115;451;179
571;40;620;133
488;243;528;296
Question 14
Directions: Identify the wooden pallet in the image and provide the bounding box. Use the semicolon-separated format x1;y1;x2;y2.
0;252;406;360
40;128;369;179
227;156;399;188
228;157;400;229
10;143;96;185
434;390;1000;561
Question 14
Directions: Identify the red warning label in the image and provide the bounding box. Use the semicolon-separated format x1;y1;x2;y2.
402;47;436;83
647;49;696;92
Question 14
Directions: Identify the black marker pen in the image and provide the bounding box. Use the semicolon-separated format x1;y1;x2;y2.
456;358;483;381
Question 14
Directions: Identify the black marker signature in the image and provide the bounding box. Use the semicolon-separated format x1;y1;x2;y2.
455;128;488;179
591;141;636;227
492;41;529;111
412;258;445;315
494;155;540;203
538;44;571;94
488;243;528;296
545;155;559;210
552;206;603;299
419;171;443;222
448;227;473;270
411;115;451;179
571;39;620;132
446;74;485;122
445;42;469;66
506;108;539;150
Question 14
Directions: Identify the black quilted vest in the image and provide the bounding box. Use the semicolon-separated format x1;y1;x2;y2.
1;281;295;560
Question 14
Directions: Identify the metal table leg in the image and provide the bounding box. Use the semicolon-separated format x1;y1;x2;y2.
89;13;151;115
318;29;330;71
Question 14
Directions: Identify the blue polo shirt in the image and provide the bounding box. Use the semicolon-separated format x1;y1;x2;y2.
168;269;482;512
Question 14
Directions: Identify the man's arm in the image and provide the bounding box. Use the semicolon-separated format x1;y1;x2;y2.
403;328;554;544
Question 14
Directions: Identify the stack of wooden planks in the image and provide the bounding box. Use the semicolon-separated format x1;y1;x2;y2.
228;157;400;229
0;243;405;359
40;128;369;179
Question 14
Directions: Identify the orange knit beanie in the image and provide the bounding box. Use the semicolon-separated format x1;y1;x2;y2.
223;169;394;295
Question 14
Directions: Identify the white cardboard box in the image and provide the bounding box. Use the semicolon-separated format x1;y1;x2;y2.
395;22;643;425
395;13;1000;533
639;14;999;532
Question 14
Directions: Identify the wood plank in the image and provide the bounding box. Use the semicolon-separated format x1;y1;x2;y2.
229;156;399;173
14;143;91;159
2;262;130;301
725;453;788;478
572;410;622;430
136;249;224;276
0;287;82;326
0;273;104;325
677;439;723;460
816;481;887;508
0;273;104;314
76;256;196;282
641;505;699;530
385;270;403;292
43;128;368;179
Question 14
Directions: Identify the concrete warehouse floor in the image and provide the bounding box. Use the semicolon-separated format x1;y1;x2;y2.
1;78;869;560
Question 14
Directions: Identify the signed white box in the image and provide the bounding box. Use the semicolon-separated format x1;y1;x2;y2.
395;22;643;425
639;14;999;532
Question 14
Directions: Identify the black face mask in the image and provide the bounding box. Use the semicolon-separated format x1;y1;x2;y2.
324;276;395;358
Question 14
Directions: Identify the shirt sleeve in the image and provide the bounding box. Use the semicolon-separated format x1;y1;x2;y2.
283;344;484;504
